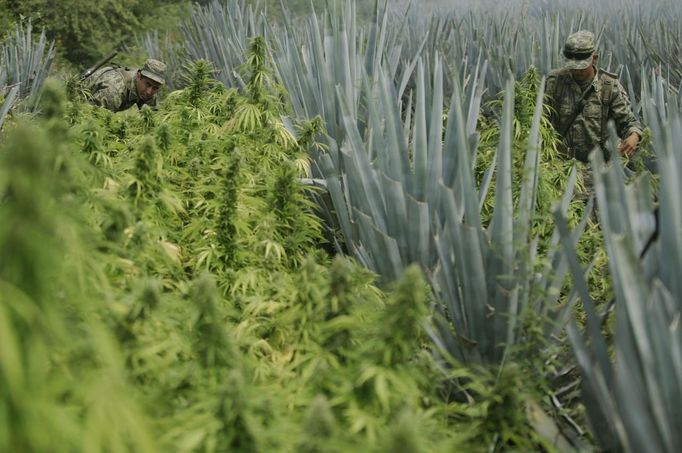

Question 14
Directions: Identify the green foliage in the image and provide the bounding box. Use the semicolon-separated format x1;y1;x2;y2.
2;0;135;65
297;395;338;453
217;145;241;266
1;45;510;451
181;59;216;108
0;86;157;453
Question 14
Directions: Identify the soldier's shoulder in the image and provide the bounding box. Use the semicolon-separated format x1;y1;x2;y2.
597;68;625;93
91;66;127;83
598;68;619;80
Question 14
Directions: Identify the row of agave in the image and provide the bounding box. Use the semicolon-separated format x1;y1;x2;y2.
140;0;682;101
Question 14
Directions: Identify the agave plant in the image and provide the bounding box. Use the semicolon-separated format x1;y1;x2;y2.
554;91;681;451
345;0;682;109
0;85;18;130
281;33;586;367
180;0;269;89
0;21;55;112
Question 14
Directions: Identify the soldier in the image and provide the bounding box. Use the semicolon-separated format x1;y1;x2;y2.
84;58;167;112
546;30;642;163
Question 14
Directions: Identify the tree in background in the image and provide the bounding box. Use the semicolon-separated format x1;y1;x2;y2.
0;0;189;67
0;0;382;69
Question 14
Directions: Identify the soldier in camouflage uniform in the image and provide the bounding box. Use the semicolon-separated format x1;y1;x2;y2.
546;31;642;163
85;59;167;112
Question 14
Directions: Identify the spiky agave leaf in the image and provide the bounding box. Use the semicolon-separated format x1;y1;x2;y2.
0;85;19;130
178;0;265;89
555;105;681;452
0;21;55;112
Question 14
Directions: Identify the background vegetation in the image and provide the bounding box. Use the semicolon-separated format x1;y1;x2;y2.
2;0;681;452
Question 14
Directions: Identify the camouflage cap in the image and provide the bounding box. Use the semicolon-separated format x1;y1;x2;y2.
562;30;596;70
140;58;166;85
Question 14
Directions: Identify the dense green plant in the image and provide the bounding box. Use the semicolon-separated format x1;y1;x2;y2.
0;81;157;453
1;0;137;65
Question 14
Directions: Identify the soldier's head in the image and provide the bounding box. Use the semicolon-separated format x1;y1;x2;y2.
136;59;166;101
563;31;598;81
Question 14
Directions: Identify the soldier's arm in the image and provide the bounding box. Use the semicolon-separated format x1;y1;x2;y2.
544;75;555;101
544;73;557;107
609;81;642;140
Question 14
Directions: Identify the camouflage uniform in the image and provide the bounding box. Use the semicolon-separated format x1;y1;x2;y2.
546;31;642;163
84;59;166;112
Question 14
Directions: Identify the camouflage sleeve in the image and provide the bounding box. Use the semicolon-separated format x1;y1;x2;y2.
544;73;557;106
544;71;561;128
609;80;642;139
89;72;125;112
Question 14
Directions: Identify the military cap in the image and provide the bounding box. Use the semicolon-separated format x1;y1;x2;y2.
140;59;167;85
562;30;596;70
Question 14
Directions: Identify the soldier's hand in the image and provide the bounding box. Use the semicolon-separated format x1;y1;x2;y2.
619;132;639;157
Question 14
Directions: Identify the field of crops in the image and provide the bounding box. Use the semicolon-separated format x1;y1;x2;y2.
2;0;682;451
